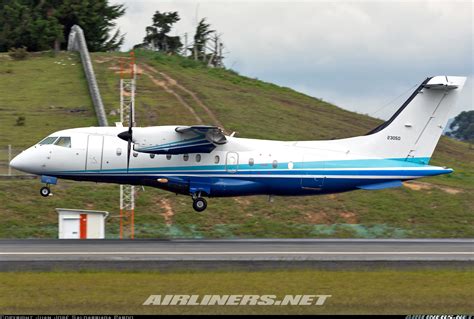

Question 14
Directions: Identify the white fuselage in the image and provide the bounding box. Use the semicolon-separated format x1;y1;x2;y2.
10;125;450;197
10;76;465;202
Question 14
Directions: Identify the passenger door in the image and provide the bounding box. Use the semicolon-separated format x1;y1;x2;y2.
301;154;325;189
86;135;103;171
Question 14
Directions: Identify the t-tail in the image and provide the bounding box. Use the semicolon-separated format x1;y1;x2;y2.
357;76;466;164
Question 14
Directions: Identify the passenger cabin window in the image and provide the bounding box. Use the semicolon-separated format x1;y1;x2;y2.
272;160;278;168
214;155;220;164
150;154;155;159
196;154;201;162
39;137;58;145
183;154;189;161
54;137;71;148
116;148;122;156
166;154;172;160
249;158;254;166
288;161;294;170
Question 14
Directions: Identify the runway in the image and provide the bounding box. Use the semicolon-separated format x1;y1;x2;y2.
0;239;472;271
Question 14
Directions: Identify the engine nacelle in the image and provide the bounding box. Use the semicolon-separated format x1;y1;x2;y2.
131;125;219;154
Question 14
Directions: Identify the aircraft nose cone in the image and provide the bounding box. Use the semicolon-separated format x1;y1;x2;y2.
9;153;28;172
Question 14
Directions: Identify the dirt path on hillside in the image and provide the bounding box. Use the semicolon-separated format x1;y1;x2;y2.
141;68;204;124
159;198;174;226
94;57;116;64
403;181;462;194
141;63;225;130
103;60;203;124
100;58;225;129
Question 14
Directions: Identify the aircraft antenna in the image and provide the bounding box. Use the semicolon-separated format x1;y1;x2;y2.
371;82;418;119
119;51;136;239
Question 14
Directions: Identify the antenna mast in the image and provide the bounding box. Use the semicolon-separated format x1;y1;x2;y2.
119;52;136;239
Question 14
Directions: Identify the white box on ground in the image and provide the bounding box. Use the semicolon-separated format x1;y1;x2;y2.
56;208;109;239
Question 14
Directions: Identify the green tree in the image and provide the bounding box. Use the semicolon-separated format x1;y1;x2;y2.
30;0;64;51
0;1;35;51
55;0;125;51
192;18;214;61
143;11;182;54
447;110;474;148
0;0;125;52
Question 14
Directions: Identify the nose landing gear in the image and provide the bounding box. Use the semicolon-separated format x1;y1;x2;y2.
40;186;51;197
191;192;207;212
39;176;57;197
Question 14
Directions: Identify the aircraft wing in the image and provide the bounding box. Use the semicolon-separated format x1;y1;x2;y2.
133;125;227;155
175;125;227;145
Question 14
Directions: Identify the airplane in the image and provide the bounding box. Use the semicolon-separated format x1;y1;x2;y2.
10;76;466;212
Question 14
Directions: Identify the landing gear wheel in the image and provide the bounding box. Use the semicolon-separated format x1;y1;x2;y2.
192;197;207;212
40;186;51;197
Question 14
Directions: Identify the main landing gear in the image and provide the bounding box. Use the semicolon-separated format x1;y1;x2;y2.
40;186;51;197
191;192;207;212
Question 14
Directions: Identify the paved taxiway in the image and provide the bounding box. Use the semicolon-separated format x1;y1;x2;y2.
0;239;472;270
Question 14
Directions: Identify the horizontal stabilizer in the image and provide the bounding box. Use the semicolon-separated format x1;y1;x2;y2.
357;180;403;190
423;76;459;90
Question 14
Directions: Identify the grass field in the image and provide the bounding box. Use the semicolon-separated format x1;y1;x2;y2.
0;50;472;239
0;268;472;314
1;178;473;239
0;52;95;146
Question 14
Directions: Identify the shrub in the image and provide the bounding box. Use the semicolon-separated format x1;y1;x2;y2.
8;47;29;60
15;116;26;126
179;58;203;68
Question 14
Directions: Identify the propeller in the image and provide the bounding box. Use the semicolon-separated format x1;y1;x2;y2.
118;104;135;172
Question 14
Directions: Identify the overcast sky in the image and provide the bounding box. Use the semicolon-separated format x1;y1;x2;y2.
112;0;473;119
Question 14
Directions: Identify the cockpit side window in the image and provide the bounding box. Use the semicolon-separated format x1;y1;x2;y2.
39;136;58;145
54;136;71;148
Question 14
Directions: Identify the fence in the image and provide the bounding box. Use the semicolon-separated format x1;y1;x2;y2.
67;25;108;127
0;145;33;176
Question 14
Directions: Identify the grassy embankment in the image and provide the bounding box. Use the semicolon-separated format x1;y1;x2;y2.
0;51;472;238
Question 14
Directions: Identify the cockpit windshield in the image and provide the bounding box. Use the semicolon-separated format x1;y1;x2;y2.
55;136;71;148
38;136;71;147
38;136;58;145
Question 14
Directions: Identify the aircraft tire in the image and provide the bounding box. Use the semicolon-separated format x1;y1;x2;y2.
40;186;51;197
193;197;207;212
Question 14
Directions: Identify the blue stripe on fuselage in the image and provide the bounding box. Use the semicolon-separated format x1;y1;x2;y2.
49;157;446;177
45;157;451;196
53;157;433;174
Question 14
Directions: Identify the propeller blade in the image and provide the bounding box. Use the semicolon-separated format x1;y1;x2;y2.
126;138;131;172
118;127;133;173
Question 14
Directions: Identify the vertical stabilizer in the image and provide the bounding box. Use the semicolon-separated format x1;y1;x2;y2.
362;76;466;163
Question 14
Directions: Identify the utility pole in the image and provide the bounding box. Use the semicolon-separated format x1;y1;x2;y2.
218;40;224;68
7;144;11;176
194;42;198;61
119;52;136;239
184;33;188;57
